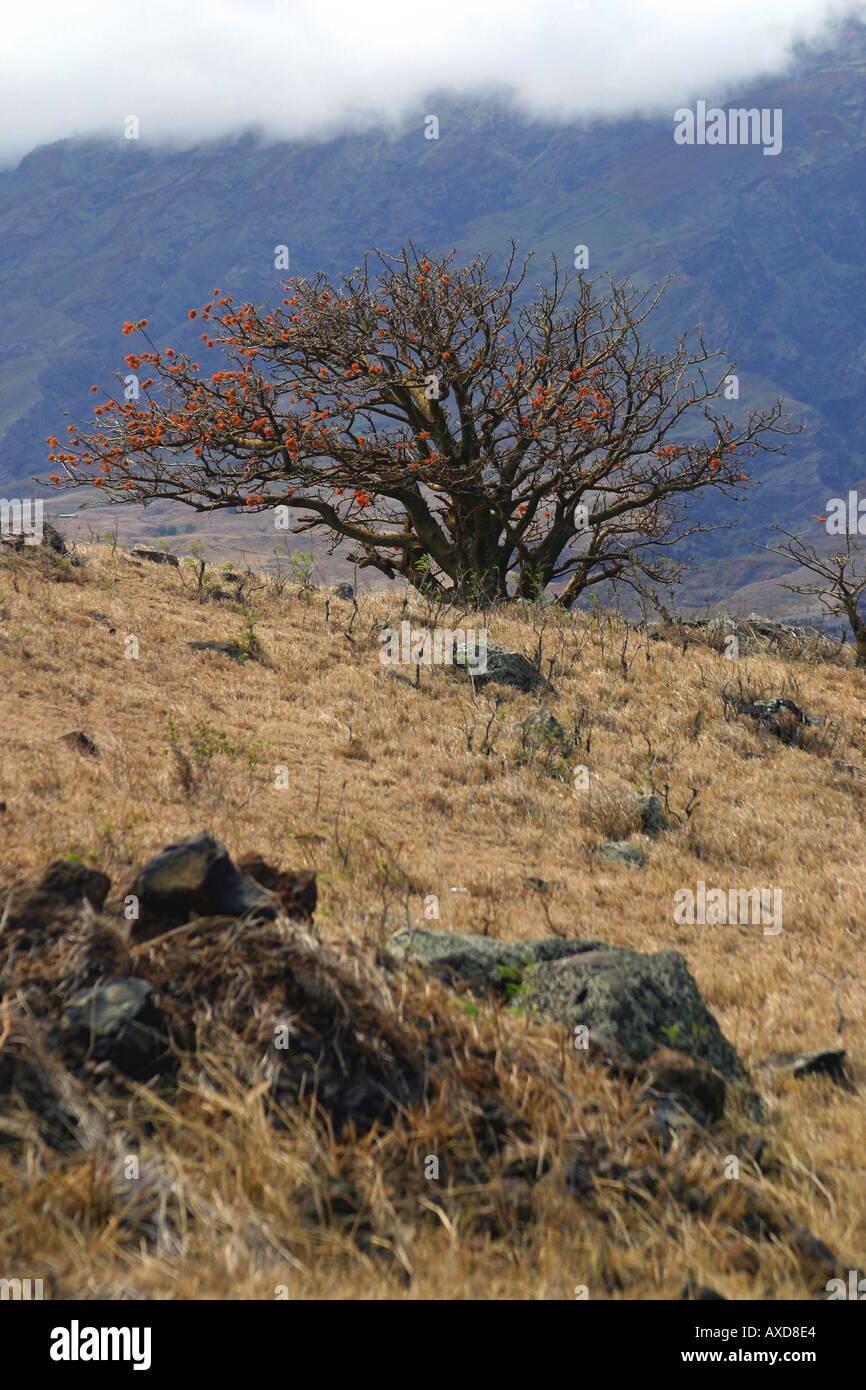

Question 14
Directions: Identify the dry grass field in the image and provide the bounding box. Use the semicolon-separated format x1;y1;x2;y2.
1;536;865;1300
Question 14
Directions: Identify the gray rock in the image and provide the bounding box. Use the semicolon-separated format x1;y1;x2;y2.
600;839;646;868
335;582;355;600
131;545;179;567
188;639;249;660
524;946;748;1083
730;694;821;741
739;696;814;725
129;832;268;937
521;708;568;752
453;640;548;693
88;610;116;633
638;794;669;837
63;978;169;1078
386;926;604;995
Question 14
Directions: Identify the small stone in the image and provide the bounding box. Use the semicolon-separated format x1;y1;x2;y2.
334;582;355;600
88;610;116;633
59;730;98;757
521;708;568;752
759;1048;851;1088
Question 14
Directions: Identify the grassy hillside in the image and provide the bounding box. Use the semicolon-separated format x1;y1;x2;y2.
1;537;864;1299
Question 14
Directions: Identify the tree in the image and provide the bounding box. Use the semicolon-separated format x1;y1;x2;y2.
768;525;866;667
50;245;791;605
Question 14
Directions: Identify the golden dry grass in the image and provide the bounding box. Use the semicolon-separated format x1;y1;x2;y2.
1;538;865;1300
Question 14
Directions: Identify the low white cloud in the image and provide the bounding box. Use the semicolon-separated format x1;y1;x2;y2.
1;0;864;164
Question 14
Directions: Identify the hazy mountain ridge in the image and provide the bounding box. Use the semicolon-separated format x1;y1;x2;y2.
1;25;865;606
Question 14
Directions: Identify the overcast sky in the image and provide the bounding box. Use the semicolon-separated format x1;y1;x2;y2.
1;0;863;165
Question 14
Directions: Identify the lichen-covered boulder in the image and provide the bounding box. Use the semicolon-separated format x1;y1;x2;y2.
386;926;603;994
452;640;548;693
523;946;747;1082
388;927;749;1090
521;708;569;752
600;839;646;868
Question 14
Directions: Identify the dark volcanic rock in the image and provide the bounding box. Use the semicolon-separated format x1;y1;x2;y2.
88;609;116;632
59;730;98;757
2;858;111;940
236;853;317;921
759;1048;851;1088
188;640;249;660
731;694;820;742
129;832;269;938
388;928;749;1090
0;518;67;555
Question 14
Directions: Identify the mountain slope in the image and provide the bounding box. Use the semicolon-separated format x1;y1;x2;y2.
1;538;864;1297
